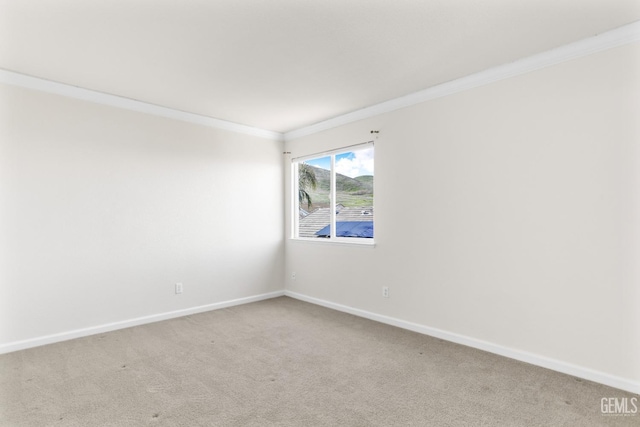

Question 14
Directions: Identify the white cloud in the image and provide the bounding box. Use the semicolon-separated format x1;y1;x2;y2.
335;148;374;178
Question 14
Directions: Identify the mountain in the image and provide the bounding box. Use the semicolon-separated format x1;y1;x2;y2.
301;165;373;209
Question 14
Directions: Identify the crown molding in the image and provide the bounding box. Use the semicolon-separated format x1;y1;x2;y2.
2;20;638;144
0;69;284;142
284;20;640;142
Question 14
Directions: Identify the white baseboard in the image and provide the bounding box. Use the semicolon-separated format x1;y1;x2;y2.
0;290;285;355
284;290;640;395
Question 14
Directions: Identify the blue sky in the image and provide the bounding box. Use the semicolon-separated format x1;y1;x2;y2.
304;156;331;170
303;147;374;178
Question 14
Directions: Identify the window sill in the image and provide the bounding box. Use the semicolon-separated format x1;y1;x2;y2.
289;238;376;248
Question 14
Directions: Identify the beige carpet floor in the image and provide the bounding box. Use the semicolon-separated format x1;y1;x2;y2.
0;296;637;426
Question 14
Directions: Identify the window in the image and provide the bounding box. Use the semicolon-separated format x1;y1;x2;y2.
293;142;374;242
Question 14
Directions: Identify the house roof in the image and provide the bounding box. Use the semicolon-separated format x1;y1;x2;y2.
298;206;374;238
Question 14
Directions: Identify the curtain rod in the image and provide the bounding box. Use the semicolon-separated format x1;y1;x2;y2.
289;140;374;162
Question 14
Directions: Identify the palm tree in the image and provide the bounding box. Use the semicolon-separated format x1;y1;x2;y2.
298;163;318;209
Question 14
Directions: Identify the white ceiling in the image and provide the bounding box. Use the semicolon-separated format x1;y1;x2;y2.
1;1;639;134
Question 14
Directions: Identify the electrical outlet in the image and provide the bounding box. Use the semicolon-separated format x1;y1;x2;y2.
291;272;296;281
382;286;389;298
175;283;183;294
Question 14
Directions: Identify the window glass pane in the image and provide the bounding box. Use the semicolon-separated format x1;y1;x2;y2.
298;156;330;238
294;144;374;240
334;147;374;238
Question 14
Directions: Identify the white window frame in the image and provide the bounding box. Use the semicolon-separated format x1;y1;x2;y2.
291;141;374;245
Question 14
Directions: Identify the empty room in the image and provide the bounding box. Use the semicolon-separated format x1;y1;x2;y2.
1;1;639;426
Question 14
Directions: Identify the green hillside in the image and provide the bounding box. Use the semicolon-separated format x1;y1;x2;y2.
301;165;373;210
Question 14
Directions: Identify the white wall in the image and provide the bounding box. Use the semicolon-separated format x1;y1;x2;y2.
285;43;640;389
0;40;637;394
0;84;284;349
